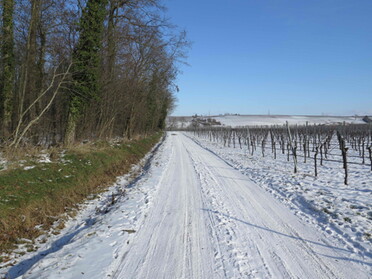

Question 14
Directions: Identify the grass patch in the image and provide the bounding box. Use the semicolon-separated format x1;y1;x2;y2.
0;133;162;255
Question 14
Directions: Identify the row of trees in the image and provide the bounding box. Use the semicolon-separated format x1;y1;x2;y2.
0;0;187;147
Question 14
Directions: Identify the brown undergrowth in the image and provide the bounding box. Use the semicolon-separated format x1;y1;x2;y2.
0;133;162;258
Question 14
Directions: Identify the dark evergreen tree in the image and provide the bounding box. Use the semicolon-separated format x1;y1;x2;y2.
0;0;15;138
65;0;107;145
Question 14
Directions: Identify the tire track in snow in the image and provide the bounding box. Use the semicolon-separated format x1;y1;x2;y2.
113;134;218;279
186;132;371;261
186;145;274;278
17;132;368;279
179;133;369;279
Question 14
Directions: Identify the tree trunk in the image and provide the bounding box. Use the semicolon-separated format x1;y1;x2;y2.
23;0;42;123
1;0;15;138
65;113;77;146
107;0;117;79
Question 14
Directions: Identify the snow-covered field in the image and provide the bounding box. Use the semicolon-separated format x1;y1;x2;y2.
167;114;366;129
186;132;372;256
213;115;365;127
1;132;370;278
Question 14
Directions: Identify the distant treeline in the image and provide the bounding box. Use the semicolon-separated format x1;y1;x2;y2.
0;0;187;147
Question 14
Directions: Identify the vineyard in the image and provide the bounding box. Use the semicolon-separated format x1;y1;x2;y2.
183;123;372;185
172;123;372;254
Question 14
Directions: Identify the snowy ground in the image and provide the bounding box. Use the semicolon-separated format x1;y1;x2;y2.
167;115;366;129
186;132;372;256
1;133;371;278
212;115;365;127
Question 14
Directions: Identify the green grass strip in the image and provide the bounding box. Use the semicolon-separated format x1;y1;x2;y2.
0;133;162;253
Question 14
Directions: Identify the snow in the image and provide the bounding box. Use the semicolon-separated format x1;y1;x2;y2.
23;166;35;170
37;153;52;163
0;153;7;171
1;140;166;279
1;133;371;278
0;151;52;172
212;115;365;127
186;131;372;260
167;115;366;129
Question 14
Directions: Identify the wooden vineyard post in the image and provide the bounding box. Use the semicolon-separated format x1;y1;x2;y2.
246;127;251;154
304;121;308;163
337;131;349;185
314;146;319;177
343;147;348;185
286;122;298;173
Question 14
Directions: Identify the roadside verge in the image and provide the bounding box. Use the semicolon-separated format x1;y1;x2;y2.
0;133;163;259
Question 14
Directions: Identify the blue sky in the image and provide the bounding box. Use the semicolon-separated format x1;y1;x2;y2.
164;0;372;116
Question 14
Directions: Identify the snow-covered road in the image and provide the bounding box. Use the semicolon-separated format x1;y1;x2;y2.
4;132;371;278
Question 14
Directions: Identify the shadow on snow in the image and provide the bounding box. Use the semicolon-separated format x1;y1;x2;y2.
202;208;372;267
